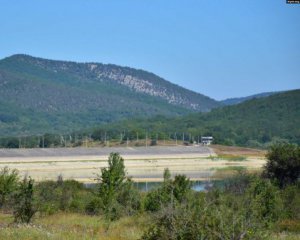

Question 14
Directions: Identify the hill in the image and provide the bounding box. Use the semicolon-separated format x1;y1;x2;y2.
88;90;300;147
220;91;280;106
0;54;220;136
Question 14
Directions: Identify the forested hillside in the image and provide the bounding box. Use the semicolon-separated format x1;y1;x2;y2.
0;54;220;136
221;91;279;106
88;90;300;147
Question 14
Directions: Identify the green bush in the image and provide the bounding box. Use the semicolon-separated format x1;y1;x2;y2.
13;177;36;223
263;143;300;188
245;177;283;226
280;184;300;220
0;167;19;209
35;178;90;215
144;169;192;212
142;171;288;240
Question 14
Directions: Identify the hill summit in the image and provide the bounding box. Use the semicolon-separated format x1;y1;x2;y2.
0;54;220;135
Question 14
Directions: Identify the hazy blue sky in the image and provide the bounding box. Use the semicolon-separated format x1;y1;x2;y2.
1;0;299;100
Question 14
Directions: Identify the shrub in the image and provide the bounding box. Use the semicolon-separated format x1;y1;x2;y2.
144;169;192;212
245;177;283;226
35;178;89;215
143;191;269;240
263;143;300;188
13;177;36;223
0;167;19;209
280;184;300;220
117;178;141;216
223;169;252;195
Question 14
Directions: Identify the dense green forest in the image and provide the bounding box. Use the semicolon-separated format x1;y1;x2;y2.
0;90;299;148
87;89;300;148
0;144;299;239
0;54;220;136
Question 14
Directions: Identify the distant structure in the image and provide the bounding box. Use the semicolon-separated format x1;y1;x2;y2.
201;136;213;145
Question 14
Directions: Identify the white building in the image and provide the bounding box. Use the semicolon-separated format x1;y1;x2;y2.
201;136;213;145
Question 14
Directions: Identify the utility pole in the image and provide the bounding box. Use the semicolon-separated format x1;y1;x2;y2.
146;132;148;147
127;137;129;147
182;132;185;144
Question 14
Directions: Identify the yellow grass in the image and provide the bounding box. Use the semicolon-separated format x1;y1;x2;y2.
0;212;149;240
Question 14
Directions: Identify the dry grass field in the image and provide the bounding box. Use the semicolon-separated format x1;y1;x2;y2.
210;144;267;157
0;212;149;240
0;212;299;240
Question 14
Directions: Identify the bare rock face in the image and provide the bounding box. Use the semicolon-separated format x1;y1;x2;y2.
94;69;199;110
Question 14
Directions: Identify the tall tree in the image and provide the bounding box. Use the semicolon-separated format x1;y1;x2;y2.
98;153;127;222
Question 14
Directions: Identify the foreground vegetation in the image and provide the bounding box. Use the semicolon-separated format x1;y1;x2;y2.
0;143;299;239
0;213;148;240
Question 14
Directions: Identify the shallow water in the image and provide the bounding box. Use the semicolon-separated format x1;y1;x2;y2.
85;180;223;192
133;181;212;192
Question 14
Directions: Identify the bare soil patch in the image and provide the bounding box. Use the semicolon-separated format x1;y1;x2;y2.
210;144;267;157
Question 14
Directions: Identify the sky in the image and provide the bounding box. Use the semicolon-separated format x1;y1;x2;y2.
0;0;299;100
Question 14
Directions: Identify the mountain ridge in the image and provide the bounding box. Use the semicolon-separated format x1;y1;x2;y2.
0;54;220;136
220;91;281;106
2;54;220;111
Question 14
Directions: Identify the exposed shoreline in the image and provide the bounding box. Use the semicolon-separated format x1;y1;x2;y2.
0;145;266;183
